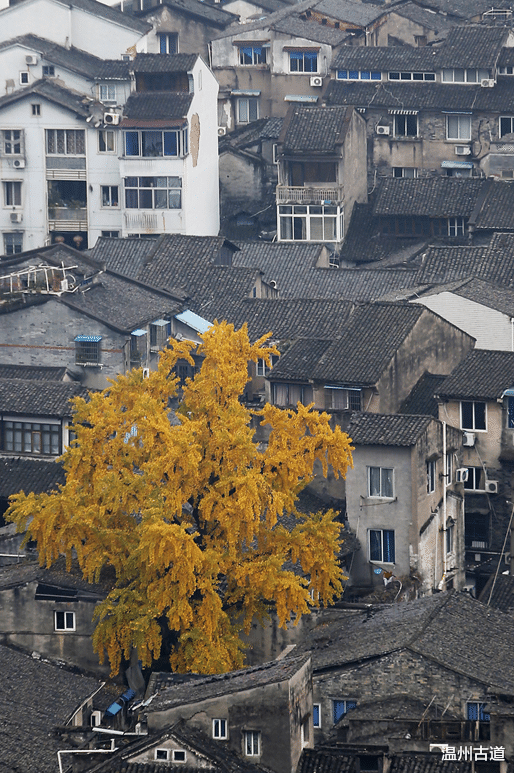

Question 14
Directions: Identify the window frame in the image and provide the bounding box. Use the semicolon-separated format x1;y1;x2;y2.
464;466;486;492
426;459;436;494
313;704;321;728
467;702;490;721
442;68;489;83
256;354;279;376
54;610;76;631
272;382;307;407
461;400;486;431
2;129;23;156
98;129;116;154
289;50;318;73
99;83;117;103
369;529;395;563
74;336;102;366
388;71;435;81
393;114;418;138
213;718;228;740
237;97;259;124
124;176;182;211
159;32;178;54
3;180;22;208
238;45;267;65
32;104;41;116
3;232;23;255
368;466;394;499
332;699;357;724
446;114;471;141
446;523;454;554
124;129;188;158
101;185;119;208
3;419;61;455
393;167;418;178
244;731;261;757
42;65;55;77
337;69;381;81
46;129;85;155
279;203;343;243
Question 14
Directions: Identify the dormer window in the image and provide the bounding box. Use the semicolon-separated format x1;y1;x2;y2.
99;84;117;103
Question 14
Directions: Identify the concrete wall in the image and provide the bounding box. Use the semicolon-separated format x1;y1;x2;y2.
137;6;221;60
341;109;368;237
440;399;503;473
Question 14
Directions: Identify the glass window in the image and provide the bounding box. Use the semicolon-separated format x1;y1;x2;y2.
393;167;418;178
313;704;321;728
98;130;115;153
368;467;394;498
159;33;177;54
124;129;186;157
332;700;357;724
3;420;60;455
369;529;395;562
54;611;75;630
101;185;119;207
289;51;318;73
42;65;55;77
46;129;85;155
124;177;182;210
75;336;101;365
237;98;259;124
4;181;21;207
99;84;116;102
464;466;486;491
3;232;23;254
244;731;260;756
239;46;267;65
394;114;418;137
32;104;41;116
427;460;436;493
213;719;227;739
467;702;490;721
500;116;514;137
446;115;471;141
461;401;486;430
3;130;22;155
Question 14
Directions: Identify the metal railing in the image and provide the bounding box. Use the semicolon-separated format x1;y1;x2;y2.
276;185;344;204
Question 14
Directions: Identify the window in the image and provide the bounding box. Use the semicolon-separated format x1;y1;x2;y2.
256;354;279;376
42;65;55;77
124;177;182;210
393;114;418;137
289;50;318;73
244;731;260;756
46;129;85;155
499;65;514;75
464;466;486;491
325;387;361;411
125;129;188;157
446;523;454;554
2;130;22;155
467;702;490;721
446;451;453;485
389;71;435;81
446;115;471;141
99;84;117;102
337;69;381;80
172;751;186;762
369;530;395;563
313;704;321;728
75;335;102;365
393;167;418;178
4;181;21;207
461;401;486;430
213;719;228;739
272;382;306;406
301;717;310;747
32;103;41;115
101;185;119;207
447;217;466;236
279;204;343;243
332;700;357;724
500;116;514;137
150;319;171;350
101;230;119;237
237;97;259;124
98;130;116;153
20;71;29;84
508;395;514;428
4;421;60;455
427;460;436;493
239;45;267;65
442;68;489;83
368;467;394;498
155;749;169;761
54;611;75;631
3;232;23;254
159;32;177;54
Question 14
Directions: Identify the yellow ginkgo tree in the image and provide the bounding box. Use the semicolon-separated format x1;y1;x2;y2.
6;322;353;675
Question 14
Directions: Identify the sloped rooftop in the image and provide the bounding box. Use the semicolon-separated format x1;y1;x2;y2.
438;349;514;400
347;413;433;447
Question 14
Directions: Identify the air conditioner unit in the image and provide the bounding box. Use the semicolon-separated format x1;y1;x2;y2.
25;55;37;66
12;158;25;168
10;212;22;223
455;145;471;156
142;367;150;378
463;431;475;447
481;78;495;87
310;76;323;87
376;125;390;135
485;480;498;493
456;467;469;483
104;112;119;125
218;126;227;136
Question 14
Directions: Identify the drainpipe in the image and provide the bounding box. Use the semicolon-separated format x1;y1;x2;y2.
442;421;447;583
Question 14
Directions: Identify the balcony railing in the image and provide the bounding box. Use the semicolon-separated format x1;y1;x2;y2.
48;206;87;231
276;185;344;204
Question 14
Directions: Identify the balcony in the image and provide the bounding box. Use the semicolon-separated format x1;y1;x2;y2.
48;207;87;231
276;185;344;204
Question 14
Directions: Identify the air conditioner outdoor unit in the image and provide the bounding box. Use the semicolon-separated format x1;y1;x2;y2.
310;76;323;87
455;145;471;156
481;78;495;87
12;158;26;168
456;467;469;483
463;431;475;447
142;367;150;378
485;480;498;493
376;125;390;135
218;126;227;136
25;55;37;65
104;112;119;125
10;212;22;223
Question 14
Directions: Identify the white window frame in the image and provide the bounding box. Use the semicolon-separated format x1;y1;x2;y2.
101;185;119;208
46;129;85;155
244;731;261;756
124;176;182;210
238;45;267;66
448;216;465;237
464;466;487;492
20;71;29;85
278;204;343;243
3;232;23;255
213;718;228;739
256;354;279;376
313;703;321;728
98;130;116;153
159;32;178;54
446;523;454;554
99;83;117;103
289;50;318;73
237;97;259;124
446;114;471;141
3;180;22;207
393;167;418;178
54;610;76;631
2;129;23;156
446;451;453;486
337;69;381;81
442;68;489;83
393;114;418;138
155;749;169;761
172;750;187;763
426;460;436;494
368;466;394;498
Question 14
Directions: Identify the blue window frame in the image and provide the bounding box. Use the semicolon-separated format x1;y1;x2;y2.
313;704;320;728
332;699;357;724
290;51;318;73
508;395;514;428
337;70;381;80
467;702;490;721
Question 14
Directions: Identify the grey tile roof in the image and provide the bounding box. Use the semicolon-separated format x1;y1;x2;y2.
473;180;514;231
92;60;131;80
480;573;514;614
373;178;485;219
0;34;106;79
388;2;455;34
0;364;72;381
89;236;160;278
280;105;354;153
499;47;514;67
272;14;351;45
123;91;193;121
389;754;472;773
325;77;514;113
298;748;355;773
333;44;440;73
269;338;334;380
347;412;433;446
219;117;283;150
451;277;514;316
399;372;448;417
138;0;238;28
211;0;321;40
416;0;510;20
302;591;514;693
0;77;90;116
436;24;508;69
0;457;65;498
437;349;514;400
414;244;499;284
300;750;471;773
131;53;198;73
0;642;101;772
68;0;150;32
0;378;88;417
146;653;310;712
314;0;387;26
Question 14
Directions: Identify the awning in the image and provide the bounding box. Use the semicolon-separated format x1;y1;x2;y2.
441;160;473;169
131;329;147;337
74;335;102;342
175;309;211;334
285;95;318;103
231;89;261;97
388;108;418;115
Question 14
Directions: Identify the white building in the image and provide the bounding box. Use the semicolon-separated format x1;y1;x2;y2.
0;0;220;254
